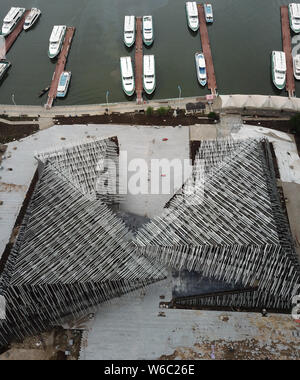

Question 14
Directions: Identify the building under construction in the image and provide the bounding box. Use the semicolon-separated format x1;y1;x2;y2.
0;136;299;347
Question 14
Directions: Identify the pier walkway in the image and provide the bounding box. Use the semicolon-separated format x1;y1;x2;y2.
198;4;217;96
45;27;75;110
281;6;295;97
135;17;143;104
5;10;30;54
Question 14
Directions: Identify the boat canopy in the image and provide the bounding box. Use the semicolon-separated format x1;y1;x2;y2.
187;2;198;17
121;57;133;78
124;16;135;32
273;51;286;72
143;16;152;29
144;55;155;76
50;26;66;43
290;3;300;19
205;4;213;16
3;7;20;23
26;8;39;23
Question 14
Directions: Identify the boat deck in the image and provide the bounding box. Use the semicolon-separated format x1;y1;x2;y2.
4;10;30;54
45;27;75;110
280;6;295;97
135;17;143;104
198;4;217;96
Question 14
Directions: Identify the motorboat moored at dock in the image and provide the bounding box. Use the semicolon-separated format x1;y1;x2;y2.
57;71;71;98
24;8;41;31
120;56;135;96
48;25;67;59
195;52;207;86
271;51;287;90
1;7;25;36
289;3;300;33
204;4;214;23
143;16;154;46
293;54;300;79
0;60;11;81
143;55;156;95
185;2;199;32
124;16;136;48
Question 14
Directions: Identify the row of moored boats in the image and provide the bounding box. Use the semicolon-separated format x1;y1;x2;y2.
124;15;154;47
0;7;41;81
186;2;214;87
0;7;71;98
186;2;213;32
121;16;155;96
272;4;300;90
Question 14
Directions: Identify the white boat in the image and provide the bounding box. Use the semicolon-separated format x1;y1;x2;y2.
0;60;11;81
271;51;286;90
143;55;156;95
120;57;135;96
124;16;135;48
143;16;154;46
1;7;25;36
185;2;199;32
195;52;207;86
24;8;41;31
48;25;67;59
204;3;214;23
289;3;300;33
293;54;300;80
57;71;71;98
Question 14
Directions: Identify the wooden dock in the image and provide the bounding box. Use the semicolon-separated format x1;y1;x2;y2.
45;27;75;110
5;10;30;54
280;6;295;97
198;4;217;96
135;17;143;104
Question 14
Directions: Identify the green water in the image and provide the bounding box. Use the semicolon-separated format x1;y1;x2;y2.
0;0;299;106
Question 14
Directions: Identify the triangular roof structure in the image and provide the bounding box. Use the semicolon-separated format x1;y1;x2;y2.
0;137;166;346
0;137;299;346
135;139;300;310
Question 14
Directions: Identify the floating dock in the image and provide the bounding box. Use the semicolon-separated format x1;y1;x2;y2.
198;4;217;96
280;6;295;97
45;27;75;110
135;17;143;104
5;10;30;54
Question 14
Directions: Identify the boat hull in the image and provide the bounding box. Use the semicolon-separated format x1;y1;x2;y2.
48;28;66;59
195;53;207;87
24;12;41;31
0;61;11;82
124;39;135;48
186;12;199;32
293;57;300;80
271;54;286;90
143;77;156;95
143;36;154;47
289;9;300;34
120;62;135;97
57;72;71;98
143;18;154;46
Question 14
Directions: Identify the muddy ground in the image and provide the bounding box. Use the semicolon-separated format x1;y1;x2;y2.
0;328;82;360
0;123;39;144
54;111;216;127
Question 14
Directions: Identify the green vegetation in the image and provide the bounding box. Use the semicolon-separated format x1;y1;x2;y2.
207;112;219;121
290;114;300;136
156;107;170;116
146;106;154;116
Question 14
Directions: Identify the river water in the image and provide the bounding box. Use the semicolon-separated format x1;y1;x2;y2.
0;0;299;106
